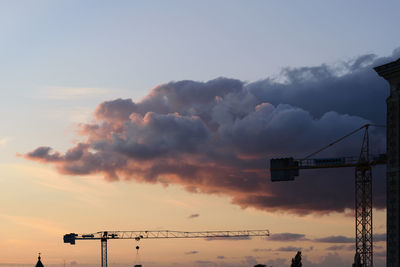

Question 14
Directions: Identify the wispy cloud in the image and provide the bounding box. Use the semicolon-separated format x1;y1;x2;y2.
205;236;251;241
326;245;353;251
187;213;199;219
39;86;113;100
5;163;117;206
374;233;386;242
267;233;308;242
0;214;66;235
0;137;11;147
253;248;272;252
314;235;353;243
184;251;199;255
275;246;302;252
48;106;94;123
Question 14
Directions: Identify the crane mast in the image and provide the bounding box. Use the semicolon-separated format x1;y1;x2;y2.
355;125;373;267
269;124;386;267
64;229;270;267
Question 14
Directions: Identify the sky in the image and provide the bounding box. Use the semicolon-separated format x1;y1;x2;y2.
1;1;400;266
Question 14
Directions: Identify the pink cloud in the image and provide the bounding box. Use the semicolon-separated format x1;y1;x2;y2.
25;52;393;214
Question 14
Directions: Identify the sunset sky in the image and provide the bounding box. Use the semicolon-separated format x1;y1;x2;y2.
1;1;400;267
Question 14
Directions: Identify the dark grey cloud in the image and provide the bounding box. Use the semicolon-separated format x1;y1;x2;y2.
267;233;308;242
268;233;369;245
26;146;62;162
374;233;386;242
275;246;302;252
188;213;200;219
375;251;386;258
25;49;399;214
185;251;199;255
246;51;400;125
314;235;354;243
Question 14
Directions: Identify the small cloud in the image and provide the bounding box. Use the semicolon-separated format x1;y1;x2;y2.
188;213;199;219
268;233;308;242
275;246;302;252
185;250;199;255
314;235;353;243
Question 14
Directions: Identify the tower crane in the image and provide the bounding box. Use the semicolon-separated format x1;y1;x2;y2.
269;124;386;267
64;229;270;267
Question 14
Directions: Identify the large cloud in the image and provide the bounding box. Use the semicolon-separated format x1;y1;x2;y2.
25;49;399;214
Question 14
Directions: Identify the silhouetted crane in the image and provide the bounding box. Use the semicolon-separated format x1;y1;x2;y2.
64;229;270;267
269;124;386;267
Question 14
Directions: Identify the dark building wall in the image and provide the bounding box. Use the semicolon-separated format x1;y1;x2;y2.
375;58;400;267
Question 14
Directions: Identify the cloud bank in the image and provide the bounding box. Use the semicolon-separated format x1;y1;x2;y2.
25;49;400;214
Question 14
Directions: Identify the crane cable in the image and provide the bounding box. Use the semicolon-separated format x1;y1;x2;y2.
301;124;385;161
134;245;141;267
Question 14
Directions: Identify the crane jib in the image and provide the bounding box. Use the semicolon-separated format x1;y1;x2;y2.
63;229;270;267
63;230;270;244
269;154;386;182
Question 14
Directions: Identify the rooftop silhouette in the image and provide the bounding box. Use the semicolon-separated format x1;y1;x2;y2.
35;253;44;267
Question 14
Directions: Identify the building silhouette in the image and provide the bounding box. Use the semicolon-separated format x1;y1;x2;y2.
375;58;400;267
35;253;44;267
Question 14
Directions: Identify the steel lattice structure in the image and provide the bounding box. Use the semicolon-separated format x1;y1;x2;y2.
355;165;373;267
64;229;270;267
270;124;386;267
355;126;373;267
